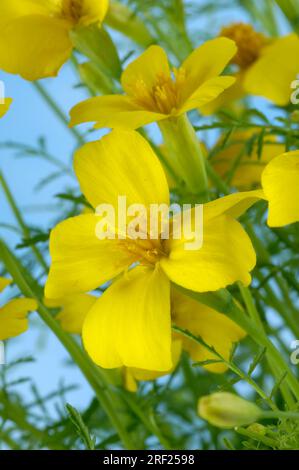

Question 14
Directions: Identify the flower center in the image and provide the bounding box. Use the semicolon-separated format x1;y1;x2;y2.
220;23;268;69
120;238;167;265
132;68;186;114
61;0;83;24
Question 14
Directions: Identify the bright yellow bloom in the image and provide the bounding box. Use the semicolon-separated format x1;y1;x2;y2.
203;23;299;112
45;130;258;371
262;150;299;227
0;277;37;341
0;0;109;80
69;38;237;129
0;98;12;118
212;131;285;189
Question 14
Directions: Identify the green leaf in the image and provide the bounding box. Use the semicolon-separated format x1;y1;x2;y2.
66;404;96;450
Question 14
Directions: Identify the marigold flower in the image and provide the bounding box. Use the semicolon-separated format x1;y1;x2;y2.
0;277;37;341
45;130;259;371
262;150;299;227
0;0;109;80
203;23;299;112
69;38;237;129
0;98;12;118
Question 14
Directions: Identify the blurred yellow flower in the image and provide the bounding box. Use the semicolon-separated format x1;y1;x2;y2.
45;130;258;371
69;38;237;129
0;98;12;118
0;0;109;80
262;150;299;227
0;277;37;341
203;23;299;112
212;131;285;189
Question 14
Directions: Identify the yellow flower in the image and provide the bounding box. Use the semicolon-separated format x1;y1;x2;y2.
203;23;299;112
0;277;37;341
211;131;285;189
198;392;262;429
262;150;299;227
45;130;258;371
69;38;237;129
0;98;12;118
0;0;109;80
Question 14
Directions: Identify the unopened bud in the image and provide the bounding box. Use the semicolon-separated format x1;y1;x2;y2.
198;392;262;429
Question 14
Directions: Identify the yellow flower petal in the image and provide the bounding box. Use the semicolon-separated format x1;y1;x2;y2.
212;132;285;189
69;94;165;129
125;339;182;390
262;151;299;227
179;76;236;114
76;0;109;26
45;294;97;334
74;130;170;210
204;189;265;220
0;98;12;118
172;290;245;373
82;265;172;370
200;73;245;115
0;15;73;80
121;45;171;96
0;298;37;341
123;368;138;392
244;34;299;105
180;37;237;103
161;214;256;292
0;277;12;293
0;0;48;28
45;214;136;299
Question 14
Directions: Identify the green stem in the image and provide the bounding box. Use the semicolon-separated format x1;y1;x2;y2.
239;283;296;409
122;392;172;449
158;115;209;199
0;240;136;450
32;82;84;147
0;171;48;273
262;410;299;420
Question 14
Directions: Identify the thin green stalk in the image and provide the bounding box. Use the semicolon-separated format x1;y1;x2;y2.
0;240;136;450
0;171;48;273
32;82;84;147
173;325;277;411
239;283;296;409
159;115;209;199
122;392;172;449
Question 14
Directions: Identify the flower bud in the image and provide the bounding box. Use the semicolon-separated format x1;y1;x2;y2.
198;392;262;429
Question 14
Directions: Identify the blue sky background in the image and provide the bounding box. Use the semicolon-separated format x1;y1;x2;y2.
0;1;292;414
